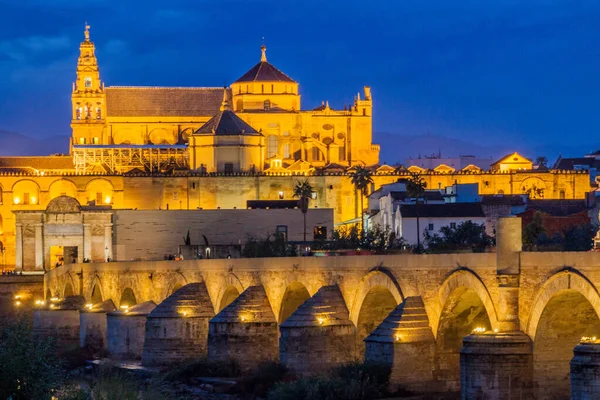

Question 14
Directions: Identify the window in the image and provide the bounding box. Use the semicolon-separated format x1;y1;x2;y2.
339;146;346;161
84;105;89;118
261;84;264;93
559;190;565;199
276;225;288;241
278;191;284;199
224;163;234;174
271;84;274;93
84;77;92;88
172;191;178;200
362;108;366;116
96;192;102;204
497;190;504;195
264;100;271;111
92;137;99;144
79;138;86;144
76;107;81;120
428;223;434;231
267;135;278;157
311;192;317;200
96;107;102;120
283;143;290;159
23;193;30;205
313;226;327;240
450;222;457;229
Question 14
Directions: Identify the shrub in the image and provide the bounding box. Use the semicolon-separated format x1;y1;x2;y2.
333;361;391;398
90;364;140;400
0;317;65;400
163;358;240;382
233;361;288;398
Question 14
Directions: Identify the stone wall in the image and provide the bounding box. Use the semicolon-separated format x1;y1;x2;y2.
112;208;334;261
0;275;44;326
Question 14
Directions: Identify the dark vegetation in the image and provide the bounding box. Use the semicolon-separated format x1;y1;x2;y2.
523;211;595;251
423;220;494;253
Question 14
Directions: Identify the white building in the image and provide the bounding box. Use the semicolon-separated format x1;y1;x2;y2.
398;203;486;246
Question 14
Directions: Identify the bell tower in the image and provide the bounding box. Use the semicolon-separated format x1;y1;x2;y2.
71;23;106;150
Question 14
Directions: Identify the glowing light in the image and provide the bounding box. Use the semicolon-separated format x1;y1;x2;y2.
582;336;599;343
104;196;111;204
120;305;129;310
35;300;46;306
14;295;20;300
14;301;21;307
494;328;499;333
13;197;20;205
50;297;59;302
30;196;37;205
50;304;55;309
241;316;246;322
472;327;487;334
85;303;93;310
394;334;401;342
317;317;325;325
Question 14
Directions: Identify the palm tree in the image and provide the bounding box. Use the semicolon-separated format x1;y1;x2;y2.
293;179;314;243
406;172;427;252
349;165;374;233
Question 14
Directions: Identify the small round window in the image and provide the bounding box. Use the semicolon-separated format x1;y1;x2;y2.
84;77;92;88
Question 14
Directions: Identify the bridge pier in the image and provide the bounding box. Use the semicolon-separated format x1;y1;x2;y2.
208;285;278;370
365;296;436;393
279;285;356;375
142;283;214;366
33;295;84;352
106;301;156;360
79;299;116;354
460;332;533;400
571;341;600;399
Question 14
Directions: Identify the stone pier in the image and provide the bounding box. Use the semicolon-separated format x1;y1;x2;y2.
279;285;356;375
460;332;533;400
106;301;156;360
142;283;214;366
32;295;84;351
208;285;278;370
571;342;600;399
365;296;436;393
79;299;116;353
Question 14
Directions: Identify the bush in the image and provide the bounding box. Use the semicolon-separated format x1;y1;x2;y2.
266;362;391;400
233;361;288;398
90;364;140;400
0;317;65;400
163;358;240;382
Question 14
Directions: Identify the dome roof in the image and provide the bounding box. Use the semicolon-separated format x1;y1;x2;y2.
233;45;295;83
195;109;261;136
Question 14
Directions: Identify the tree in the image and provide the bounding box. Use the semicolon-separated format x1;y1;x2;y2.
535;156;548;169
293;180;314;243
406;172;427;253
423;220;493;253
349;166;374;233
0;318;65;400
522;211;546;250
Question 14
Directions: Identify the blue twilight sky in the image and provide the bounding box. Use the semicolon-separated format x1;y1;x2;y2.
0;0;599;159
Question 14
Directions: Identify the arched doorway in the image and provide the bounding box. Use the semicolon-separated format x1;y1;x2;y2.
119;288;137;308
90;284;103;304
279;282;311;323
219;286;240;311
533;289;600;398
436;287;492;392
356;286;398;356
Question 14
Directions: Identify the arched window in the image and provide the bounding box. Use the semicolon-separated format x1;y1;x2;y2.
497;190;504;195
261;84;264;94
559;190;565;199
264;100;271;111
76;107;81;120
267;135;278;157
83;105;89;119
84;77;92;88
96;107;102;120
271;84;274;93
0;213;3;235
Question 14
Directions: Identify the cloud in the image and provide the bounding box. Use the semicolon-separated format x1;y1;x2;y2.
0;35;71;62
103;39;128;55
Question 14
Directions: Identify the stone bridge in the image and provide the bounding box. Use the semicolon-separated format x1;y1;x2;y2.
41;217;600;399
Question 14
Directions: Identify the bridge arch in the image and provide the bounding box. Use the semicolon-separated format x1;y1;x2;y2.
118;287;138;308
526;268;600;399
165;272;189;298
436;268;499;335
349;268;404;326
89;275;104;304
62;272;78;298
434;268;498;392
526;268;600;339
216;273;245;312
278;281;311;324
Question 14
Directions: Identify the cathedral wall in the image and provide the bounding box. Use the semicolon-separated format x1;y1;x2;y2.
105;117;210;145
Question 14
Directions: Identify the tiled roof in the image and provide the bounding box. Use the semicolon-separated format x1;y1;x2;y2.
526;200;589;216
105;87;227;117
400;203;485;218
234;61;296;83
554;157;600;170
0;156;73;170
194;109;261;136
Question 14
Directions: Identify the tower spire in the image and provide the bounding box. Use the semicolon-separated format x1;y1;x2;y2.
84;22;91;41
220;88;230;111
260;37;267;62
